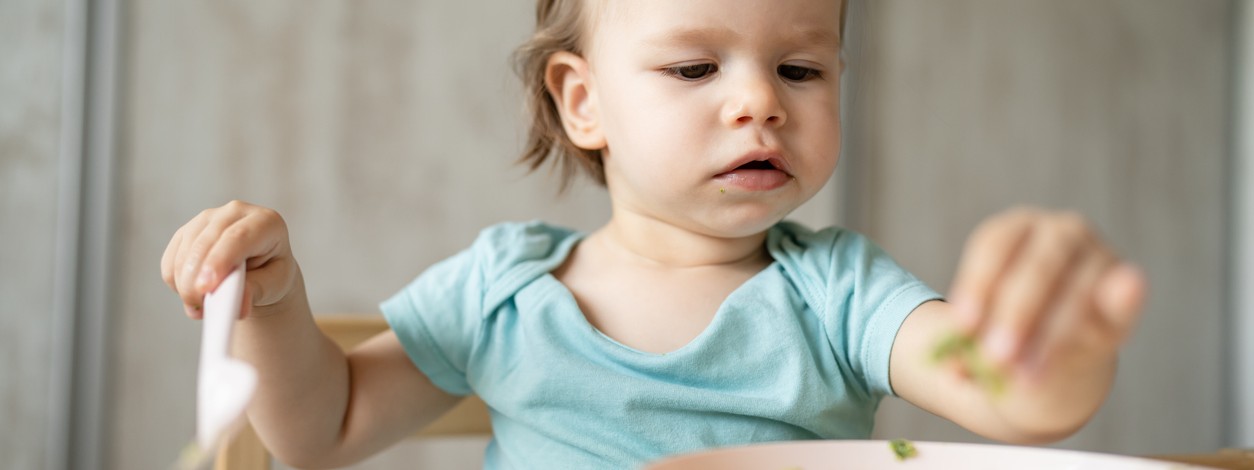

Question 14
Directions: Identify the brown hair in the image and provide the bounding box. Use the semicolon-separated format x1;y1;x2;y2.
512;0;847;192
513;0;602;192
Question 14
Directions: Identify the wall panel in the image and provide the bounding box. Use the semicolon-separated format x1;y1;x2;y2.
0;0;66;468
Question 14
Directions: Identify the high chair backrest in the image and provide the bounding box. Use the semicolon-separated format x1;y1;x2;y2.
214;314;492;470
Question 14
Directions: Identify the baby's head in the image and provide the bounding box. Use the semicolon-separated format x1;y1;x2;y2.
515;0;847;235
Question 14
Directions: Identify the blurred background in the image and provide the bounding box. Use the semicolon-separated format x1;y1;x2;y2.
1;0;1248;469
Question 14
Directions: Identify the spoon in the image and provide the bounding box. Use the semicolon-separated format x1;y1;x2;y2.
175;266;257;470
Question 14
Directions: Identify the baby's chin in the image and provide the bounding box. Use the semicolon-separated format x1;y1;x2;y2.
689;205;799;239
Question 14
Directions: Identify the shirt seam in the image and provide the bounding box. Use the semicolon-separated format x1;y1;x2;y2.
861;282;940;397
382;294;473;396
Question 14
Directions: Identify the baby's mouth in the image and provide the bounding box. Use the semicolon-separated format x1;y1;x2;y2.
715;158;794;191
734;160;778;171
716;154;793;177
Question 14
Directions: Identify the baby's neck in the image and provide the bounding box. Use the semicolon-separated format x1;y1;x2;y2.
593;218;771;270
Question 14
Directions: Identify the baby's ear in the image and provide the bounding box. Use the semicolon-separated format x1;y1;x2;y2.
544;51;606;150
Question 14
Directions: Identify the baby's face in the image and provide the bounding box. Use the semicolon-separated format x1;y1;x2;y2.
585;0;844;237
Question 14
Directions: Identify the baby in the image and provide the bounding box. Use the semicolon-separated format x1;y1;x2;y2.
162;0;1147;468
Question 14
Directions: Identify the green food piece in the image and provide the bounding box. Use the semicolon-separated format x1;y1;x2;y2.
930;332;975;362
889;438;918;461
931;331;1007;396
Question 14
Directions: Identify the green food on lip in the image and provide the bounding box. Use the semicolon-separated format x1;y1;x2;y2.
889;438;918;461
931;331;1007;396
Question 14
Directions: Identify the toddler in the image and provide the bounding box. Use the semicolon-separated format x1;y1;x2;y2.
162;0;1147;468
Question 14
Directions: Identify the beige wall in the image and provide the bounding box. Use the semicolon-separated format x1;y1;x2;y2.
0;0;65;468
853;0;1232;455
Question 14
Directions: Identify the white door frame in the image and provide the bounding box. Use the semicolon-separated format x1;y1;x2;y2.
50;0;121;467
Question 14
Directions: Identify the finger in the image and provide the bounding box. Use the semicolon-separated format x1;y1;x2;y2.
172;213;213;309
199;209;288;296
948;208;1037;331
247;258;295;307
1017;247;1115;377
1095;264;1147;342
982;213;1090;364
161;226;186;291
236;256;297;320
178;210;245;305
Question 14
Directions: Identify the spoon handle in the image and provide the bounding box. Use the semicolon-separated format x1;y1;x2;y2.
199;267;245;367
196;266;246;450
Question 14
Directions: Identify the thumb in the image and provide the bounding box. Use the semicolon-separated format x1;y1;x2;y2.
1097;263;1148;341
237;259;297;319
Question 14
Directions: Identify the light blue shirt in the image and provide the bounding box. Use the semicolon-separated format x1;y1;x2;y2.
381;221;940;469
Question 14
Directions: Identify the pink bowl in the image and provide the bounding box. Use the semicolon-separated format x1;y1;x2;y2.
643;440;1217;470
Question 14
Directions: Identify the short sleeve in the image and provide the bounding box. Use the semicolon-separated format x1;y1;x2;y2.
379;222;574;397
848;276;940;398
769;223;942;400
380;247;485;396
831;232;941;398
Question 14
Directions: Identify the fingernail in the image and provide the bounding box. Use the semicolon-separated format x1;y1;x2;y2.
184;305;199;318
983;329;1016;363
182;262;197;278
195;267;213;290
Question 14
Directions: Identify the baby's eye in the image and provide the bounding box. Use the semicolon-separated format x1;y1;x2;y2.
663;63;718;81
778;64;822;82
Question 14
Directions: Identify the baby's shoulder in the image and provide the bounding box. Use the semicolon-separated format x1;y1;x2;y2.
464;220;582;279
768;221;931;316
471;220;578;250
768;221;880;264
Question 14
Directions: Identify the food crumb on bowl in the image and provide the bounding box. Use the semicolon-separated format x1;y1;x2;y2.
889;439;918;461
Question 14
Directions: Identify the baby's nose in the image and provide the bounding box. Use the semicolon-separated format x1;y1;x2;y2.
723;77;787;127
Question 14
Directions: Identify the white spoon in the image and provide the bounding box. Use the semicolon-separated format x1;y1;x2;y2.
177;266;257;469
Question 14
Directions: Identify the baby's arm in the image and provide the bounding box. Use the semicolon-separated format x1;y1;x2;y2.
888;208;1146;444
161;201;461;468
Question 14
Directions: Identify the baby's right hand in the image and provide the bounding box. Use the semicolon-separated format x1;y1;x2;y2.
161;200;298;320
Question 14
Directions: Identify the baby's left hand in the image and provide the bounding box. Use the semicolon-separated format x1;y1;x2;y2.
947;208;1147;378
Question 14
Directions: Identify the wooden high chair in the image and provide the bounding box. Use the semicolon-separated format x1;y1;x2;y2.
214;314;492;470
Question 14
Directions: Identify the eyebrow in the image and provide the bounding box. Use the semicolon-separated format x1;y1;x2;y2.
791;28;843;50
642;27;734;48
642;26;842;51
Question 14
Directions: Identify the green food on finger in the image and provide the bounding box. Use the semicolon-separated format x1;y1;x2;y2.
889;438;918;461
931;331;1007;396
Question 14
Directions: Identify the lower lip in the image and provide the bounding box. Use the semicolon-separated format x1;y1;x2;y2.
714;169;793;191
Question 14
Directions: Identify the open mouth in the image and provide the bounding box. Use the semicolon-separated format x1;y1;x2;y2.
716;156;793;191
735;160;779;171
